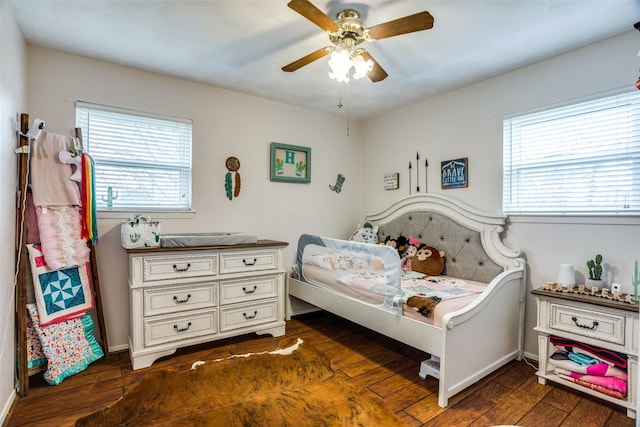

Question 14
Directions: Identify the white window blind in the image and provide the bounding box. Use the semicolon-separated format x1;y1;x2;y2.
76;102;192;211
503;89;640;215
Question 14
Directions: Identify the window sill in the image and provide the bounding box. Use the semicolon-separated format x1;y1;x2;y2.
97;210;197;220
507;214;640;226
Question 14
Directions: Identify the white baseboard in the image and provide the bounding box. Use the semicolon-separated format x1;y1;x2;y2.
109;343;129;353
0;389;16;426
523;350;538;361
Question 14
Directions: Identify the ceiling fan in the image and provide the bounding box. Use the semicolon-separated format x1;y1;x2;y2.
282;0;434;83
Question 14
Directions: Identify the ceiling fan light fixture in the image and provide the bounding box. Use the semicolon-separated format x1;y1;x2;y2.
352;53;373;80
327;43;373;83
328;45;353;83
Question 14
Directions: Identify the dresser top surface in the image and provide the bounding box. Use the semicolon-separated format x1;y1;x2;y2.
126;239;288;254
532;288;639;313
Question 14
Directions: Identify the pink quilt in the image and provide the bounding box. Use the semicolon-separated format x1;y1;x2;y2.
36;205;90;270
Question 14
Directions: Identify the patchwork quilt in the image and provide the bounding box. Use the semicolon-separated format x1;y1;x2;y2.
27;243;93;326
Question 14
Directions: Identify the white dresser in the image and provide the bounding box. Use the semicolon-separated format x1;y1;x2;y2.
127;240;288;369
532;288;639;418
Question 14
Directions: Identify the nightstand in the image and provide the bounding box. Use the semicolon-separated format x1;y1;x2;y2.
532;288;639;418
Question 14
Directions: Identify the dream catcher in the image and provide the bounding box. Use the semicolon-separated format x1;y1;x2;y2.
225;156;241;200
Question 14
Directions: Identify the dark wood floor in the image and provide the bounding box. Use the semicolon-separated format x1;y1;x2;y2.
4;311;635;426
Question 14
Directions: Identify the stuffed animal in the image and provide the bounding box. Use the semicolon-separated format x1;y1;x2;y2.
400;236;421;270
383;235;407;257
349;222;379;244
411;244;445;276
406;295;442;317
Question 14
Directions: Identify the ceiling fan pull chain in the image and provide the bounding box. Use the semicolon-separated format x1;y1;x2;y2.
346;81;350;136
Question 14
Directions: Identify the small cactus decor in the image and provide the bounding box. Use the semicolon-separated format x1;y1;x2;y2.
101;186;118;210
587;254;603;280
632;260;639;302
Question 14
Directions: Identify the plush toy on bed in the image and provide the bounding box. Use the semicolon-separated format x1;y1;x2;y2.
383;235;407;257
411;244;445;276
406;295;442;317
349;222;379;244
400;236;421;270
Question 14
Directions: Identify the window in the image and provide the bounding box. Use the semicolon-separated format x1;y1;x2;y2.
503;88;640;215
76;102;192;211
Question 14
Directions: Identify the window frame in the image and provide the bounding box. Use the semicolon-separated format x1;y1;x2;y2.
75;101;193;214
502;86;640;218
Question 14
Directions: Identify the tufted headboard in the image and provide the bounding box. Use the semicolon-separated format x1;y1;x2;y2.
364;194;523;284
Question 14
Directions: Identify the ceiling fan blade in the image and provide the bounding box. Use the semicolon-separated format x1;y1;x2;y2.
282;47;332;72
287;0;339;32
367;11;434;40
360;52;388;82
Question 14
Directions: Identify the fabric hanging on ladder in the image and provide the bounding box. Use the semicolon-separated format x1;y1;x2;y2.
35;205;90;269
81;153;98;242
30;132;81;207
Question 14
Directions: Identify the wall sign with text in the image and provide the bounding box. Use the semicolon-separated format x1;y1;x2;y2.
441;157;468;189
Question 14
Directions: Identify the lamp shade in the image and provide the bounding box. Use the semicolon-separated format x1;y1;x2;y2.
557;264;575;288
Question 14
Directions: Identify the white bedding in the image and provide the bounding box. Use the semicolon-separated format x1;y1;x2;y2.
299;242;487;327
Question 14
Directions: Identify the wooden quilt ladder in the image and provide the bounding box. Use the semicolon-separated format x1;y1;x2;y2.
14;113;109;397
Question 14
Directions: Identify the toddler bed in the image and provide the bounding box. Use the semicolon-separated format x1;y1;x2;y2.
287;194;526;407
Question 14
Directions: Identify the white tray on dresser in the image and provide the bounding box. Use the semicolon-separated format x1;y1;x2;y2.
127;240;288;370
532;288;639;418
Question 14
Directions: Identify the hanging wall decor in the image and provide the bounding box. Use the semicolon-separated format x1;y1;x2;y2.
329;174;345;193
270;142;311;183
406;152;427;193
383;173;399;190
225;157;241;200
441;157;468;189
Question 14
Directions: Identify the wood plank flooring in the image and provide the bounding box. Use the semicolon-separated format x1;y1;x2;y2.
3;311;635;426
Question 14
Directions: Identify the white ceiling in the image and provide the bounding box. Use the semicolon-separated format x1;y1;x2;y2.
7;0;640;120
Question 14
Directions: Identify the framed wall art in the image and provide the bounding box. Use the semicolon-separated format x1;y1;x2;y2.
441;157;468;189
383;173;399;190
270;142;311;183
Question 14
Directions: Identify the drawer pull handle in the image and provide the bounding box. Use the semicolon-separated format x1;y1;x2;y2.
173;322;192;333
243;286;258;294
571;316;599;330
172;263;191;272
242;258;257;266
243;310;258;320
173;294;192;304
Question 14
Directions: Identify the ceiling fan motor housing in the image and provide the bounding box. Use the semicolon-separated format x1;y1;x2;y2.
329;9;368;46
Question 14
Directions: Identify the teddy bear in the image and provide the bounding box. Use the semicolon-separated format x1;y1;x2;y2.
411;244;445;276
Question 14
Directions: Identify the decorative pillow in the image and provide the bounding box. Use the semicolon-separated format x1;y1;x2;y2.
27;243;94;326
26;303;103;385
26;308;46;369
349;222;379;244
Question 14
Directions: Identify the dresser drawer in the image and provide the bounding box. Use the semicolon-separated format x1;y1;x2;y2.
219;275;278;305
220;300;278;332
549;302;625;345
219;250;278;275
142;254;218;282
144;309;217;347
143;283;216;317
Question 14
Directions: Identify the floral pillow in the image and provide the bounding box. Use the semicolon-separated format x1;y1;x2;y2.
26;303;103;385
